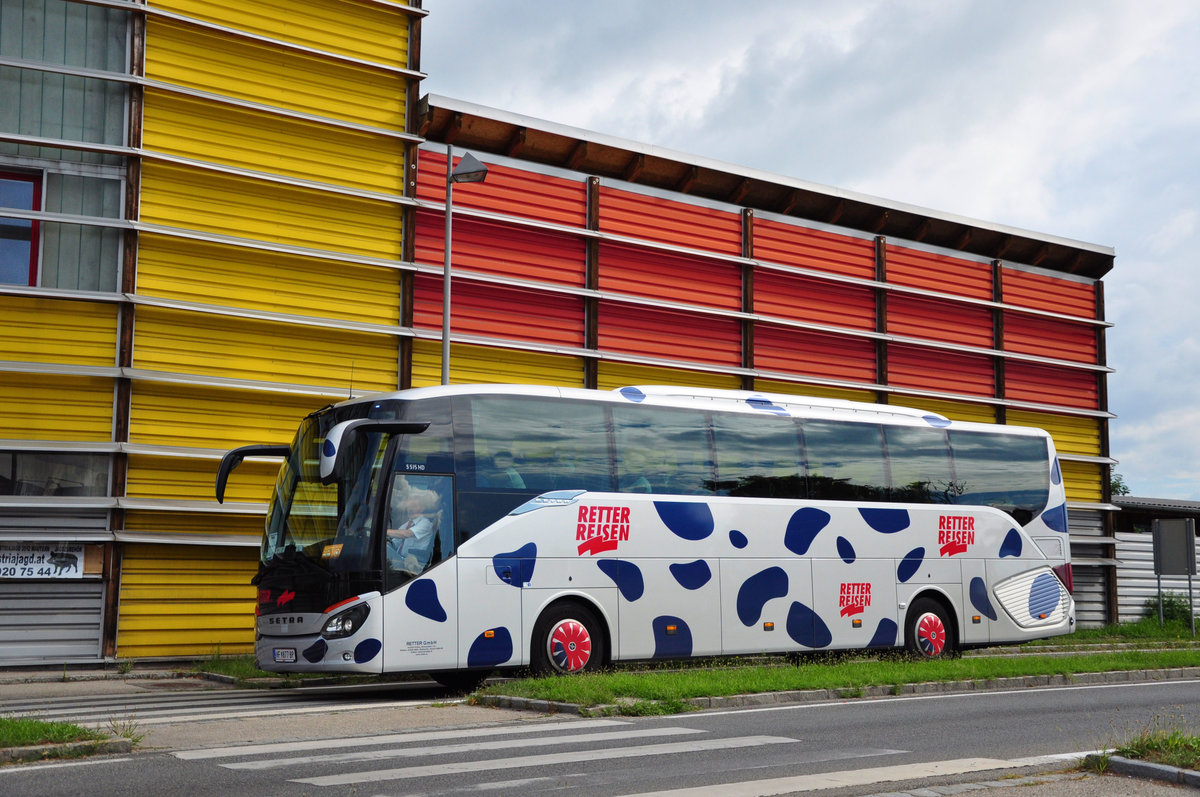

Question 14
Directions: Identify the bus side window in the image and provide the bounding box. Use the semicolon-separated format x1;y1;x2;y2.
712;412;805;499
803;420;888;501
613;405;715;496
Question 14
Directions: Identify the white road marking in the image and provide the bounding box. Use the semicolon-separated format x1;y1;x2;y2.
173;718;628;759
225;726;703;770
293;735;798;787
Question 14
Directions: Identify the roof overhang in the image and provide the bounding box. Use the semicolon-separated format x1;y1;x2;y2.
418;94;1114;280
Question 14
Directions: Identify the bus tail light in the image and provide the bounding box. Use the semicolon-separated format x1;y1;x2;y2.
1052;563;1074;595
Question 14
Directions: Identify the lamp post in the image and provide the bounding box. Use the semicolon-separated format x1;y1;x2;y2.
442;146;489;385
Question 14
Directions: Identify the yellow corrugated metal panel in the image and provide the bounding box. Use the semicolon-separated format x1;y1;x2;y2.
597;363;742;391
132;306;398;389
1061;460;1103;503
139;161;403;257
126;454;276;503
129;381;330;449
411;340;586;387
0;296;117;366
1007;410;1103;457
136;233;401;325
0;373;113;441
117;543;256;657
754;379;877;404
148;0;413;68
144;17;406;130
143;89;405;194
903;396;998;424
124;511;263;538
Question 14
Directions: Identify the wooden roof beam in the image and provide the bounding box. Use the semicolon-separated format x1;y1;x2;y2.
505;127;527;157
676;165;699;193
566;139;589;171
623;153;645;183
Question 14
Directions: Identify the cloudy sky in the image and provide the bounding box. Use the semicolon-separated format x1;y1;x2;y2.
422;0;1200;499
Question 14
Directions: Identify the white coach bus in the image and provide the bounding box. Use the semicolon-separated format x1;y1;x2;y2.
217;385;1075;688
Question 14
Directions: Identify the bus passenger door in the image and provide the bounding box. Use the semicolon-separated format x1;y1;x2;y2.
720;559;813;655
810;556;898;651
958;559;991;647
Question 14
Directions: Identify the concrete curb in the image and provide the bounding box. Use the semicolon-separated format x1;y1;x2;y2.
1086;755;1200;788
0;736;132;765
473;666;1200;715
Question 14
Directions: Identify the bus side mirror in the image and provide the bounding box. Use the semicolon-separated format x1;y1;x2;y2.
319;420;432;485
216;444;290;503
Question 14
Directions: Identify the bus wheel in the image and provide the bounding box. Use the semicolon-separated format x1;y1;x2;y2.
430;669;491;693
905;598;955;659
531;602;606;675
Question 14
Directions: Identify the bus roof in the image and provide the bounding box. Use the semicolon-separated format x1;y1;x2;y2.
334;384;1053;440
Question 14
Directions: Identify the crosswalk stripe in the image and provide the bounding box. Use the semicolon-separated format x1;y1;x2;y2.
623;757;1039;796
173;718;629;760
225;726;704;770
293;735;799;787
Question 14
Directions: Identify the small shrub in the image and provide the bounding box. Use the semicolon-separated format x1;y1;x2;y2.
1143;591;1198;625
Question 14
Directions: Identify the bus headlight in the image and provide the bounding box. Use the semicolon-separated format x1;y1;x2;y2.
322;603;370;639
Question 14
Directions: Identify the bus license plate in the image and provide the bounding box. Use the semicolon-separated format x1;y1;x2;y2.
273;648;297;663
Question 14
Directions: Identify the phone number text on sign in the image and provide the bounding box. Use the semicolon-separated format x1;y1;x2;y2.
0;543;84;579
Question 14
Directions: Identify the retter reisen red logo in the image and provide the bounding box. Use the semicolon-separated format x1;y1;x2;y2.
839;582;871;616
938;515;976;557
576;505;630;555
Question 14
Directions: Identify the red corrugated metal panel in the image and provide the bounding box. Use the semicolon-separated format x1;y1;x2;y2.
753;218;875;279
1005;361;1099;409
1003;313;1097;364
755;270;875;330
597;243;741;310
886;245;992;300
598;302;742;366
413;275;584;347
887;294;993;347
754;325;876;382
1002;267;1097;318
887;344;994;397
414;211;586;287
597;186;741;255
416;150;587;227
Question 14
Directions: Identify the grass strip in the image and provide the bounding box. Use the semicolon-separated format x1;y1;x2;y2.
0;716;105;748
478;649;1200;708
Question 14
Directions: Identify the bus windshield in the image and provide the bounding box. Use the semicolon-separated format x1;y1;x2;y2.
262;405;392;573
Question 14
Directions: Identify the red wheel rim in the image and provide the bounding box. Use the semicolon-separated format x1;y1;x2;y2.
548;619;592;672
916;612;946;656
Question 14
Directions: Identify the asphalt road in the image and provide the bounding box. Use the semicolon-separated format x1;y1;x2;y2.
1;674;1196;796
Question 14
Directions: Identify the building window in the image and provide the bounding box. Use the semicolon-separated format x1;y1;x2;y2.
0;451;109;496
0;171;40;286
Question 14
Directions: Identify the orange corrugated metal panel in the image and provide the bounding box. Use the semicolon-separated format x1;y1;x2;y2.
598;243;741;311
1002;267;1097;319
888;344;994;397
416;151;587;227
886;245;992;300
1003;313;1097;364
599;303;742;366
410;340;585;387
414;212;586;287
888;294;993;348
755;270;875;330
752;218;875;279
754;326;876;382
598;186;741;255
413;275;584;347
1006;361;1099;409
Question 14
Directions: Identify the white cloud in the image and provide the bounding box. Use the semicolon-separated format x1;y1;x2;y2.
422;0;1200;498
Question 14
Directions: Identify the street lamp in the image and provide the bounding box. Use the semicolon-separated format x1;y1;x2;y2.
442;146;489;385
